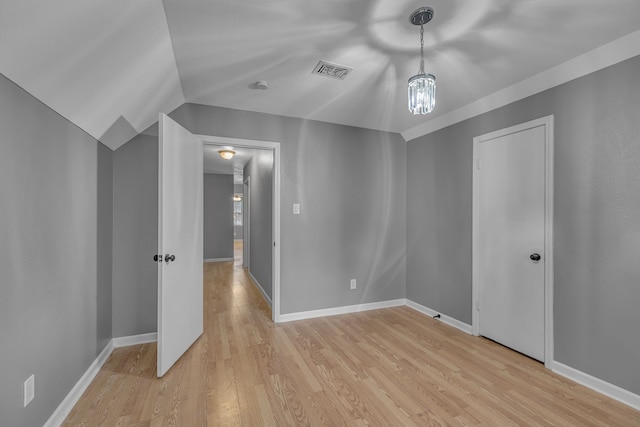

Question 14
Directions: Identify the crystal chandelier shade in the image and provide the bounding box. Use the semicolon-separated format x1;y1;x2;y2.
408;73;436;115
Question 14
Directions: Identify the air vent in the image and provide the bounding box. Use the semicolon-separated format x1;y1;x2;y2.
311;60;353;80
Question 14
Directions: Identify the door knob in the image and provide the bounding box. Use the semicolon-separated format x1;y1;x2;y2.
153;254;162;262
530;253;541;261
164;254;176;263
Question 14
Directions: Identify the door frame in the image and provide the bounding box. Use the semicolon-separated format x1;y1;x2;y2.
243;176;250;270
472;115;554;367
199;135;282;323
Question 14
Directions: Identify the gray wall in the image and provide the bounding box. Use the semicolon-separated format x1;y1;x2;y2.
97;143;113;353
167;104;407;314
406;124;472;323
203;173;234;259
406;54;640;394
243;150;273;299
112;134;158;337
0;73;112;427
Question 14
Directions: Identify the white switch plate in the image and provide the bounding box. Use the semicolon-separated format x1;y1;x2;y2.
350;279;356;290
293;203;300;215
24;374;34;407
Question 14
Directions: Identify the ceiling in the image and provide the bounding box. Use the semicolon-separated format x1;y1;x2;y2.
2;0;640;150
203;145;264;184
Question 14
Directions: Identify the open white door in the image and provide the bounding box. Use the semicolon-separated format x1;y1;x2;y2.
157;114;203;377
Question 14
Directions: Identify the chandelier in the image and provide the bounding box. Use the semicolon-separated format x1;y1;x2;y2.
408;7;436;115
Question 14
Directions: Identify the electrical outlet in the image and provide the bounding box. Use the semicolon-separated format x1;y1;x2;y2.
293;203;300;215
24;375;34;407
350;279;356;290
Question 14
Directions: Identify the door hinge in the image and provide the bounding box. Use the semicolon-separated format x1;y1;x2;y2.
476;300;480;311
476;158;481;169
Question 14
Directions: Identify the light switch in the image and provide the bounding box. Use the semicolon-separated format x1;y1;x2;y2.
293;203;300;215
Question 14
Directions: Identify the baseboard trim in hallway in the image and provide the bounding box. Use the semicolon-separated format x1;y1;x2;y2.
43;341;113;427
404;299;474;335
552;361;640;411
278;299;406;322
113;332;158;348
44;333;158;427
248;270;272;306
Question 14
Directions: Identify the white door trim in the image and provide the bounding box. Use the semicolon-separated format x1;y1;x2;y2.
472;115;554;367
198;135;282;323
243;176;251;270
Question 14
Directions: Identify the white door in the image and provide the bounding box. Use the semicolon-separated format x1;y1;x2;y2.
476;123;547;361
157;114;203;377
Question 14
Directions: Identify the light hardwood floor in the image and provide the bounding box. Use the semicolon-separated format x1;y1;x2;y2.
63;243;640;426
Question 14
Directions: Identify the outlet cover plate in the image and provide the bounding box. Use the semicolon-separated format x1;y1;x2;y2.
350;279;356;290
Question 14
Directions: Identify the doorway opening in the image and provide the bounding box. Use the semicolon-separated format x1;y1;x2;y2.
200;135;281;323
233;191;243;243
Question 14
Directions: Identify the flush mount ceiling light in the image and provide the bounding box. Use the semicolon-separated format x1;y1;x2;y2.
408;7;436;115
218;149;235;160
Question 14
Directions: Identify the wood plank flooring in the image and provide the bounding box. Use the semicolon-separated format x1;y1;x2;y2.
63;244;640;426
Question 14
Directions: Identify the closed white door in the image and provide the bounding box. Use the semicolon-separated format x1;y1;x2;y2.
157;114;203;377
476;123;547;361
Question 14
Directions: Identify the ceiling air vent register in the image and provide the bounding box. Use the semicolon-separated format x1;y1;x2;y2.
312;61;353;80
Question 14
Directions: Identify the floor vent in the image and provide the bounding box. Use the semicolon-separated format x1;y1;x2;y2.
311;60;353;80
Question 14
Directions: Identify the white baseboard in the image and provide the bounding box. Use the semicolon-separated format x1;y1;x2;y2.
43;340;114;427
405;299;474;335
112;332;157;348
279;299;406;323
551;361;640;411
204;257;233;263
45;333;158;427
248;271;272;307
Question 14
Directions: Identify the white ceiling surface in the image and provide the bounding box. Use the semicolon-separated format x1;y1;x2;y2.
2;1;640;150
203;145;262;184
0;0;184;150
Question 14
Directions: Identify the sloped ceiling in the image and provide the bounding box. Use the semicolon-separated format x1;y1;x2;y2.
2;0;640;150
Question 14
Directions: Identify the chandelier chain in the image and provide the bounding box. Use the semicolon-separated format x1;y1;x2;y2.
408;6;436;115
419;23;425;74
